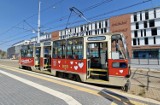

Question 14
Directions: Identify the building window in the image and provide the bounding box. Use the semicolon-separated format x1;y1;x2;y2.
140;12;142;20
134;31;138;37
104;28;107;33
134;14;137;21
138;38;140;45
136;22;139;29
151;28;157;36
81;26;83;31
99;22;101;28
141;30;143;37
95;23;97;29
154;37;156;44
144;37;148;45
154;9;156;18
105;20;108;27
149;20;155;27
145;11;149;20
101;29;103;34
95;30;97;35
133;39;137;45
144;29;146;36
144;21;147;28
89;31;91;35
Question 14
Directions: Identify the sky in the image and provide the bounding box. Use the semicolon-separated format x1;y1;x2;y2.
0;0;160;51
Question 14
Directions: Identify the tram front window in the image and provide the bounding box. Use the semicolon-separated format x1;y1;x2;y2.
111;34;127;59
87;42;108;69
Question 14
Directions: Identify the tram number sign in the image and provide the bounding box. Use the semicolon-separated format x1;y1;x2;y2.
87;36;106;41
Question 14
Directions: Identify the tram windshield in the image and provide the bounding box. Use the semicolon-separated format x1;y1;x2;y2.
21;45;33;57
111;34;128;59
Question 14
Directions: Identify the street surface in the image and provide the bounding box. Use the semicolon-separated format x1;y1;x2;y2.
0;59;159;105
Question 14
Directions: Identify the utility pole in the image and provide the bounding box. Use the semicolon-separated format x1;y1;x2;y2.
37;0;41;43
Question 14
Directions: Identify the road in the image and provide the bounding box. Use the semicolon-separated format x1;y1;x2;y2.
0;59;159;105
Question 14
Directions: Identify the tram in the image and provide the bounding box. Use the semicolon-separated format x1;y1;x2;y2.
19;33;130;90
19;41;52;72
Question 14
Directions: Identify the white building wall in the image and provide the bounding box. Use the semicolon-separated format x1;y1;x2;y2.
156;37;160;44
138;30;141;37
140;38;144;45
149;9;154;19
156;8;160;18
142;11;145;21
131;32;134;38
139;21;143;29
131;15;134;23
146;29;151;37
92;23;95;30
131;24;135;30
137;12;140;21
155;19;160;27
149;37;153;45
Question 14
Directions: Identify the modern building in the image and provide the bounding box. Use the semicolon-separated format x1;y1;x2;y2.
60;19;109;39
131;7;160;59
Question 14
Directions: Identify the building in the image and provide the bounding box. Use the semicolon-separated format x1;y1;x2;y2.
60;19;109;39
7;40;30;59
131;7;160;59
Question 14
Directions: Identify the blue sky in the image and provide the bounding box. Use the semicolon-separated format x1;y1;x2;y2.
0;0;160;51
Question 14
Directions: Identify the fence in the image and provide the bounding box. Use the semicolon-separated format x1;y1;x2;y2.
130;58;160;65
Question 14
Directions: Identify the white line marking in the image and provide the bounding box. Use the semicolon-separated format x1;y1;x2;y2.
0;69;81;105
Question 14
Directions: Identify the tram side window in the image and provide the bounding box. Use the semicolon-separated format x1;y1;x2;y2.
53;40;66;59
67;38;83;60
26;46;33;57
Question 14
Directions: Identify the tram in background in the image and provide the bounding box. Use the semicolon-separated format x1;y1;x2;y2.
19;33;130;91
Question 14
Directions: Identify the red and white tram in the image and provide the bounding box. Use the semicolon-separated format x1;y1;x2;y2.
19;33;131;90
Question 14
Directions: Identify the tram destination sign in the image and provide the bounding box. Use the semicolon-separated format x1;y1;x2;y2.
44;42;51;46
35;43;40;47
87;36;106;41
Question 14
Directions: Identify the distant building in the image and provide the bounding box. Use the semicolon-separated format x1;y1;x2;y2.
7;40;30;59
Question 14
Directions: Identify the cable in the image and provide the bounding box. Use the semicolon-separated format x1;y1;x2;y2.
0;33;34;45
0;0;154;46
42;0;152;32
0;0;65;37
42;0;113;27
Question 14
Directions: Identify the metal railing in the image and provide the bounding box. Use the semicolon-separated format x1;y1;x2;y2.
130;58;160;65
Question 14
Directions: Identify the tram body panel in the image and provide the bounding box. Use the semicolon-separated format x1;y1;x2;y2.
108;59;129;77
20;57;35;67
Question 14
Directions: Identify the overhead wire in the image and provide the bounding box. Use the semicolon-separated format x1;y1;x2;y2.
1;0;153;46
42;0;152;32
0;0;65;37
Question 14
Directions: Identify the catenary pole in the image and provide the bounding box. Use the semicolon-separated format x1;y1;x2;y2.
37;0;41;43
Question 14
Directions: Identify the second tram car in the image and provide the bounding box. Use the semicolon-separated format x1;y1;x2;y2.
19;33;130;90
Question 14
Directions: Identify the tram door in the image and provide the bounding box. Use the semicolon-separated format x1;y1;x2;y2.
35;44;41;70
87;42;108;81
43;46;51;71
